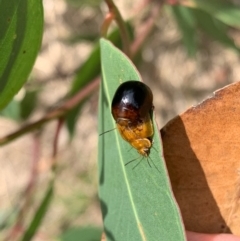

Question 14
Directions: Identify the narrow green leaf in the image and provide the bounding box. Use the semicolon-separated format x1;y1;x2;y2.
193;8;240;53
0;0;43;110
20;89;38;120
98;38;186;241
0;99;20;121
192;0;240;28
171;5;197;57
21;182;54;241
59;226;102;241
69;28;124;97
66;27;124;136
66;102;85;137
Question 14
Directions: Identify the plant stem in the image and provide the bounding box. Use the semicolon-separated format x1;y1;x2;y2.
0;78;100;146
104;0;131;57
101;12;115;38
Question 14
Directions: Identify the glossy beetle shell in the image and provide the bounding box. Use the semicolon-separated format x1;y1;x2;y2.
111;81;154;157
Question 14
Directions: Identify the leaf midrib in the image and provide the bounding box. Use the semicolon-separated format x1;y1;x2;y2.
101;64;146;241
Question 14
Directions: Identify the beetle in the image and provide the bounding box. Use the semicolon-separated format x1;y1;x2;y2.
111;81;155;167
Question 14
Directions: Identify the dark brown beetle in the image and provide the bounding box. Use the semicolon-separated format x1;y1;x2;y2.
111;81;154;157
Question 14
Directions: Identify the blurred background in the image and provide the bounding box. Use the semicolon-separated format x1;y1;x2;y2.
0;0;240;240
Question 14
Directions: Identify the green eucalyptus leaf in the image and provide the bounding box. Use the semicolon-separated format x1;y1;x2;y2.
0;0;43;110
193;8;240;53
20;89;38;120
59;226;102;241
0;99;20;121
192;0;240;28
21;181;54;241
98;38;186;241
171;5;197;57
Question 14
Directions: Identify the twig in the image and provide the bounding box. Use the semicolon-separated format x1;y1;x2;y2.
0;78;99;146
131;2;161;56
101;13;115;38
103;0;131;57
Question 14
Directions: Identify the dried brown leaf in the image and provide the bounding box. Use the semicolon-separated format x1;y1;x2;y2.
161;82;240;235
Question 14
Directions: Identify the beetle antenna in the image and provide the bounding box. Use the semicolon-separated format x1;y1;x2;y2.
132;157;144;170
148;155;160;173
99;128;116;136
152;145;158;153
147;158;152;168
127;146;133;152
125;156;140;166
